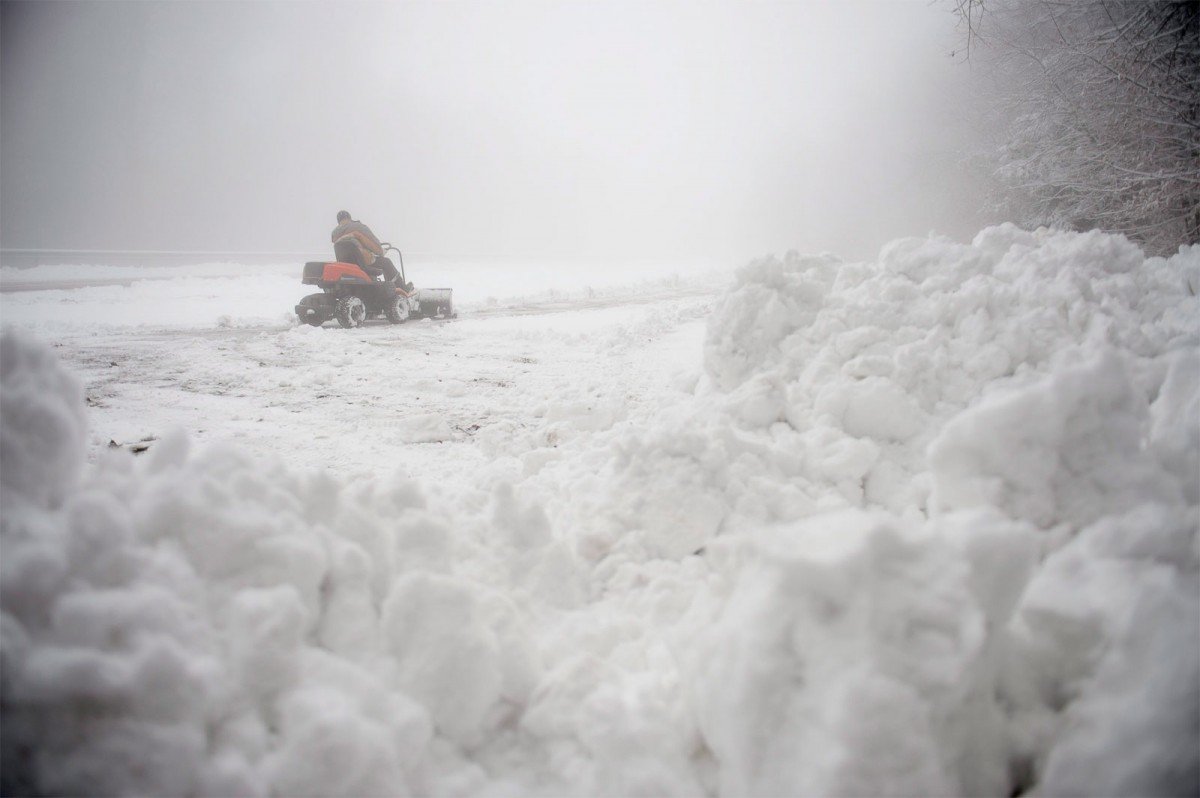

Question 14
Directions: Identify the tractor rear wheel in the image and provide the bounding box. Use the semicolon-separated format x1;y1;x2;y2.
335;296;366;328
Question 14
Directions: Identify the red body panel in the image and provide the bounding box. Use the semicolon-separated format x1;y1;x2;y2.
322;261;372;282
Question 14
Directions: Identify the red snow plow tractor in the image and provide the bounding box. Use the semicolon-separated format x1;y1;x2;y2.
295;245;455;328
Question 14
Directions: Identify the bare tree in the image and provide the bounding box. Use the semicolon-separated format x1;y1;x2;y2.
955;1;1199;254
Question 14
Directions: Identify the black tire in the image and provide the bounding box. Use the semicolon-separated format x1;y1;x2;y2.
296;293;333;326
384;295;409;324
335;296;366;328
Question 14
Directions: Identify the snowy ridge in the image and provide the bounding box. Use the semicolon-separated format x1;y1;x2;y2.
1;226;1197;796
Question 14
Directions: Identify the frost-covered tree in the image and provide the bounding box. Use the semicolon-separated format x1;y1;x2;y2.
955;1;1199;254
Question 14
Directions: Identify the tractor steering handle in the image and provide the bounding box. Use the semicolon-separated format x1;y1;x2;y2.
380;243;406;285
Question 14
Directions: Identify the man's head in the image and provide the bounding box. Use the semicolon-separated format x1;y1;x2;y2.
336;210;351;223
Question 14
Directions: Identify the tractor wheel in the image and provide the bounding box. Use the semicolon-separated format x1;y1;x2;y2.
385;295;410;324
335;296;366;328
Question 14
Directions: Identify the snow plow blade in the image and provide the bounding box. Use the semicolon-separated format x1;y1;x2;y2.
415;287;456;319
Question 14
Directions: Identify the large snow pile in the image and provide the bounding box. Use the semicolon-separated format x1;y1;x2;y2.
616;224;1197;542
522;225;1199;795
2;225;1197;796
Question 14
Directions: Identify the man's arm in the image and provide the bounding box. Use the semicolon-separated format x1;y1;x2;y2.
349;230;381;256
357;223;385;255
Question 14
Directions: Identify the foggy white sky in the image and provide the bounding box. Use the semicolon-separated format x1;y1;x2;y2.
1;1;990;262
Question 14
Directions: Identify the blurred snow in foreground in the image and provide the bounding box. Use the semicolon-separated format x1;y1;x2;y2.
1;226;1197;796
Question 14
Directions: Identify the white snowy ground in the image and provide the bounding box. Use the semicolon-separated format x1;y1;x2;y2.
1;226;1198;797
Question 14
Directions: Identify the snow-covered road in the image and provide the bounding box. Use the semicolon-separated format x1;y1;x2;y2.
0;254;725;483
3;228;1198;797
50;288;716;489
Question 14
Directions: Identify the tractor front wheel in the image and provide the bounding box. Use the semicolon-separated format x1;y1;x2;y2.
385;295;410;324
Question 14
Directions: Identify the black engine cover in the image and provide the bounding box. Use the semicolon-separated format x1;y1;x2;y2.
302;261;327;284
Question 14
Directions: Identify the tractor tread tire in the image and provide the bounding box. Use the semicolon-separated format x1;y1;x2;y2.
335;296;366;328
385;296;409;324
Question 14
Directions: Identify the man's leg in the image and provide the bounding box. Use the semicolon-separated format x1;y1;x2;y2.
374;256;400;282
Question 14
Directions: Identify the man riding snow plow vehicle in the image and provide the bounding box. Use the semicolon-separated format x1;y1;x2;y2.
295;210;454;328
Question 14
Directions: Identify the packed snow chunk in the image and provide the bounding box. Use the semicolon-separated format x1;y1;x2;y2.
704;251;840;391
262;684;419;797
572;680;707;797
1036;583;1200;798
878;232;994;288
603;426;728;559
936;509;1039;628
381;573;521;745
724;373;788;428
818;375;924;442
686;510;1025;798
1149;349;1200;505
317;538;392;658
1005;501;1199;797
929;349;1181;529
0;329;87;507
490;482;585;608
1180;243;1200;296
227;586;308;700
970;222;1039;258
131;443;331;625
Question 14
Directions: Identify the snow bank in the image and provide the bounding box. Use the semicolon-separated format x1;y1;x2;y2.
0;330;541;795
687;509;1031;797
2;226;1197;797
0;332;87;506
567;229;1195;554
604;226;1198;795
